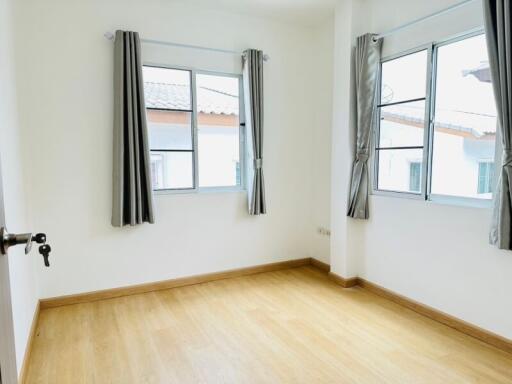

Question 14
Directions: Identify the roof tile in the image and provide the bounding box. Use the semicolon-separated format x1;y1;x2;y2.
144;82;238;115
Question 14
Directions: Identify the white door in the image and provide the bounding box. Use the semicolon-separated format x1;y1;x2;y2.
0;158;18;384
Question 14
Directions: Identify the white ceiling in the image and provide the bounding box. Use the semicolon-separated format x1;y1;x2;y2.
178;0;337;26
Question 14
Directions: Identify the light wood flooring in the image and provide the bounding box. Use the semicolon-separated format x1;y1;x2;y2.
25;266;512;383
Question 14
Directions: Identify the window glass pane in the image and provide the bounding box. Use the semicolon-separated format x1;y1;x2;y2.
147;110;192;150
196;74;241;188
377;149;423;193
431;34;497;199
143;67;191;110
150;151;193;190
379;101;425;148
381;50;427;104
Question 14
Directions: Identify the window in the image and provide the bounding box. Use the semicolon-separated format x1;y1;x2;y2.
374;32;497;204
196;74;241;188
375;50;428;194
143;66;244;192
430;34;497;199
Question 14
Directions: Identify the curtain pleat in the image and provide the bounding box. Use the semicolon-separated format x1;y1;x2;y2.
485;0;512;249
347;34;382;220
112;30;155;227
243;49;266;215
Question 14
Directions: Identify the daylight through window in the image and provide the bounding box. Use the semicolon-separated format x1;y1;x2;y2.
143;66;244;191
374;33;497;203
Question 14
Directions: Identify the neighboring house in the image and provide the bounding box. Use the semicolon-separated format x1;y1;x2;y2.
378;63;496;199
144;82;241;189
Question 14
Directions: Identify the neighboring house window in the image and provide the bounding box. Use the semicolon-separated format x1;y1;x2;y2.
374;32;497;203
143;66;244;192
235;161;241;186
409;162;421;193
477;161;494;194
150;153;165;190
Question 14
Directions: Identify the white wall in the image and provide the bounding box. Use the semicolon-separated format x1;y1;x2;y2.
0;0;39;373
308;18;334;264
330;0;367;278
331;0;512;340
14;0;333;298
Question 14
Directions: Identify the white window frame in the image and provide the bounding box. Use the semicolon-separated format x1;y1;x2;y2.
144;63;246;195
371;28;494;209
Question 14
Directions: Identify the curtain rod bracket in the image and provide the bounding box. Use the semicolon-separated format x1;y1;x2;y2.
104;31;115;41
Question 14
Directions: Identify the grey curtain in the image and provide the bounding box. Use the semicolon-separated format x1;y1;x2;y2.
112;30;155;227
243;49;266;215
347;34;382;219
485;1;512;249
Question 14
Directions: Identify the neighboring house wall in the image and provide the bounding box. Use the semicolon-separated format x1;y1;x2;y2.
378;119;495;198
147;107;241;189
148;121;240;189
431;133;494;198
197;126;240;187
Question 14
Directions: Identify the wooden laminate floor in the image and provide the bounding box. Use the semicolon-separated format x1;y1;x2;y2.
25;266;512;383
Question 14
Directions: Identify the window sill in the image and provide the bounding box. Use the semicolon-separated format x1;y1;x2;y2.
427;194;492;209
371;189;424;201
370;190;492;209
154;187;246;196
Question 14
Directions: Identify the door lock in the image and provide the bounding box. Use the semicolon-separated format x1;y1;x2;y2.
0;227;51;267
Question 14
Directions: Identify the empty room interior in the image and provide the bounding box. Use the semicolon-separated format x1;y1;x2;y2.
1;0;512;382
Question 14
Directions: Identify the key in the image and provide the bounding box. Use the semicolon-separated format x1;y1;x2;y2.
39;244;51;267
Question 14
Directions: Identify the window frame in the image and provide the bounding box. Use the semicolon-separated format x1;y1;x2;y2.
144;63;246;195
372;43;433;201
371;29;494;208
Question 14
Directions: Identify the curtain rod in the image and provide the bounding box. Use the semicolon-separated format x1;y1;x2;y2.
374;0;479;40
104;32;270;61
